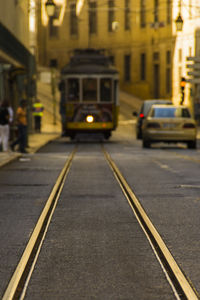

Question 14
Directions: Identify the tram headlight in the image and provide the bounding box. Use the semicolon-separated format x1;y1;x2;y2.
86;115;94;123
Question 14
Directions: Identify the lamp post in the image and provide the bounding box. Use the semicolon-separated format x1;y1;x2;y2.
175;0;183;31
45;0;56;17
45;0;57;125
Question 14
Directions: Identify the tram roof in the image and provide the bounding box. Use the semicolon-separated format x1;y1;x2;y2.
61;48;118;75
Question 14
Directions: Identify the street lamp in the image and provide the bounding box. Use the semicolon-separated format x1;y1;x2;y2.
175;14;183;31
44;0;57;125
175;0;183;31
45;0;56;17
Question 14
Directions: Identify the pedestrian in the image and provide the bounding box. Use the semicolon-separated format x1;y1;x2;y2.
11;99;28;153
58;80;66;136
0;100;10;152
32;99;44;132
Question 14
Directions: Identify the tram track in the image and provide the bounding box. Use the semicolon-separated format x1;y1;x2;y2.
102;145;199;300
2;143;199;300
2;148;77;300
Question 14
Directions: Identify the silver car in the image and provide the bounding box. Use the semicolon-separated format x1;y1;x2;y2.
142;105;197;149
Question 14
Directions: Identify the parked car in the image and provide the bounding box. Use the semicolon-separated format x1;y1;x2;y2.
133;99;172;139
142;105;197;149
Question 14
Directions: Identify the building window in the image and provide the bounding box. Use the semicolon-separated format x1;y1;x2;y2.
109;55;115;65
166;0;171;24
50;59;58;68
140;53;146;80
140;0;146;28
178;66;182;80
166;68;171;94
154;0;159;23
189;47;192;56
178;49;182;63
166;50;171;64
70;3;78;36
124;0;131;30
153;52;159;61
189;0;192;19
89;1;97;34
108;0;115;32
124;54;131;82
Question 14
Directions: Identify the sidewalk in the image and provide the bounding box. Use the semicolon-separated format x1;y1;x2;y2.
0;82;61;169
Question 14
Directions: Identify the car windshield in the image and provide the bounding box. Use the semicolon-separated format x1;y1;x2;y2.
141;100;172;116
151;107;191;118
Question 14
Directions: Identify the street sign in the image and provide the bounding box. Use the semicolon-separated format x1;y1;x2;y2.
186;63;200;69
186;78;200;84
187;71;200;76
187;56;200;62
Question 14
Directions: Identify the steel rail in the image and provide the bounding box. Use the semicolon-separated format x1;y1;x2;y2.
103;147;199;300
2;147;77;300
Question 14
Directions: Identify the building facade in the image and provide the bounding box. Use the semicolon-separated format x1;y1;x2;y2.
37;0;200;113
0;0;35;116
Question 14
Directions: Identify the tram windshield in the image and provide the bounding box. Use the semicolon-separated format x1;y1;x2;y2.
67;78;79;101
83;78;97;102
100;78;112;102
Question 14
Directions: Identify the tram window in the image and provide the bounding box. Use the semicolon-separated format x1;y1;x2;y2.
83;78;97;101
67;78;79;101
100;78;112;102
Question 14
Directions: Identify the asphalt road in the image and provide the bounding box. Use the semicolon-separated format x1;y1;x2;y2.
0;105;200;299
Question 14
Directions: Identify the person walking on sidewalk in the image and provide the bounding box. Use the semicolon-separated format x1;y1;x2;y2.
32;99;44;132
0;100;10;152
11;99;28;153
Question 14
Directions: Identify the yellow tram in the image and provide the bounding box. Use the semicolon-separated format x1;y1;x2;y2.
60;49;119;140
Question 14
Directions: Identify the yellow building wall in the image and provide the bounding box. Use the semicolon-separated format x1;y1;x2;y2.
0;0;29;49
37;0;200;108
